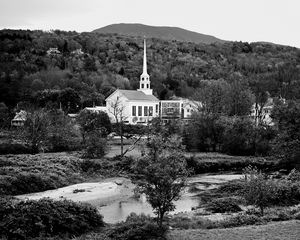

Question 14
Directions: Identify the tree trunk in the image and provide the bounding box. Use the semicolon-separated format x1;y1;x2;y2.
260;205;264;216
120;122;124;156
157;210;164;228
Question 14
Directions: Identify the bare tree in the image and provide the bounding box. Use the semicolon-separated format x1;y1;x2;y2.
108;97;127;156
21;109;49;153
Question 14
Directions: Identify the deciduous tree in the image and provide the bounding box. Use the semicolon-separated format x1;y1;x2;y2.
133;135;188;227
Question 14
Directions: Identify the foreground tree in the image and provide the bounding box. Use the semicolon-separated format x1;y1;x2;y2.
22;109;49;153
242;167;275;215
133;135;188;227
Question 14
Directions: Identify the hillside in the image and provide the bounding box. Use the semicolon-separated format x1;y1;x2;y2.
93;23;225;44
0;29;299;110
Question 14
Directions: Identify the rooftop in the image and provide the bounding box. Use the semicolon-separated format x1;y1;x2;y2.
118;90;159;101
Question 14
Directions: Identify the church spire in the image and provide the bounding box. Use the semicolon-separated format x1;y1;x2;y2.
143;38;148;75
137;38;152;95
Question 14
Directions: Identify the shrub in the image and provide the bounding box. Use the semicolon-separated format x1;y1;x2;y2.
0;143;31;155
272;179;295;205
9;173;58;194
80;156;135;176
111;155;135;173
168;216;216;230
106;213;166;240
0;153;83;195
0;198;104;239
205;197;242;213
216;180;245;195
80;159;103;173
219;213;264;228
242;167;276;215
82;132;108;159
287;169;300;181
185;155;277;174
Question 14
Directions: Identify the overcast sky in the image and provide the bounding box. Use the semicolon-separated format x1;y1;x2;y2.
0;0;299;47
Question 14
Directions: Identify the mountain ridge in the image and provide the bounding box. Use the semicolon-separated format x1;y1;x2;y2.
93;23;226;44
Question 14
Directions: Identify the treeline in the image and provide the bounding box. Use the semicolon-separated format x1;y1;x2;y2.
0;29;300;110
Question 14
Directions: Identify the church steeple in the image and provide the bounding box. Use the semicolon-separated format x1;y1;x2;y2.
142;39;148;75
138;39;153;95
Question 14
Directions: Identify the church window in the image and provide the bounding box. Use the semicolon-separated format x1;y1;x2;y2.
155;104;158;113
149;106;153;116
132;106;136;116
141;84;144;88
167;107;174;114
147;84;149;88
138;106;142;116
142;77;144;80
144;106;148;116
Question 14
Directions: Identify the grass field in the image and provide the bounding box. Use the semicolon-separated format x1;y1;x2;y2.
167;220;300;240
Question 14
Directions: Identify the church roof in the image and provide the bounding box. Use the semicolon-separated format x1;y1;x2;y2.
118;90;159;101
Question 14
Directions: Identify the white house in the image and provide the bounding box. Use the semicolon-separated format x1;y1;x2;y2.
250;98;274;126
46;47;61;56
105;39;159;124
160;98;199;123
11;110;27;126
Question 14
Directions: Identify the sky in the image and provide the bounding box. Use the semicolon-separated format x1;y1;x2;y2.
0;0;299;47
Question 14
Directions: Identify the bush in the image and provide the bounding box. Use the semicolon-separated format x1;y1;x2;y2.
106;213;166;240
242;167;277;215
80;159;103;173
287;169;300;181
0;153;83;195
8;173;58;194
0;143;31;155
47;135;82;152
168;216;215;229
216;180;245;195
185;154;277;174
82;132;108;159
242;168;300;214
111;155;135;173
205;197;242;213
80;156;135;176
219;213;264;228
0;198;104;239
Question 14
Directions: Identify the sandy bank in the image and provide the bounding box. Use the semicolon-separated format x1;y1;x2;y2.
17;177;135;206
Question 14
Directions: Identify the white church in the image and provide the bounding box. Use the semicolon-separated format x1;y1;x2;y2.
86;39;197;124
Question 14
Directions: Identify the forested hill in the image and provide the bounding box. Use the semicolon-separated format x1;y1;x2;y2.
93;23;225;44
0;29;299;111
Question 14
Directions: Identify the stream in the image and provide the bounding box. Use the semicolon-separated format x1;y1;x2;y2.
17;174;243;224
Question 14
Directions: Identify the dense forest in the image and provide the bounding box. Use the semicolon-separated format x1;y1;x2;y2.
0;29;300;112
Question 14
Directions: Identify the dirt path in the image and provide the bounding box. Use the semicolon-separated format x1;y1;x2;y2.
167;220;300;240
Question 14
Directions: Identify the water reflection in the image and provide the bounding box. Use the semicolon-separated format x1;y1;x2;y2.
99;193;199;223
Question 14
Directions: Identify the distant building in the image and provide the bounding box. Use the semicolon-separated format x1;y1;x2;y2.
11;110;27;127
160;98;199;123
250;98;274;126
47;47;61;56
71;48;84;56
